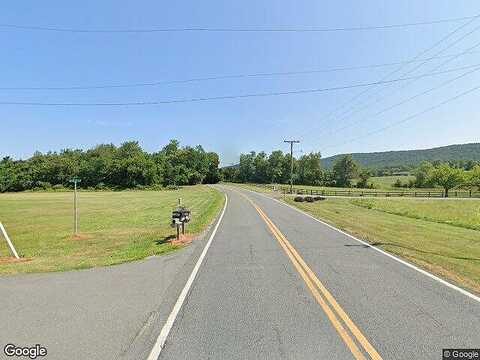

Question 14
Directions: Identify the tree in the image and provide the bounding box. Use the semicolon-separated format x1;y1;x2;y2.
356;168;371;188
238;152;256;183
253;152;269;183
0;139;221;192
204;152;221;184
429;164;465;197
297;152;323;186
333;155;358;187
266;151;285;184
465;165;480;191
414;161;434;188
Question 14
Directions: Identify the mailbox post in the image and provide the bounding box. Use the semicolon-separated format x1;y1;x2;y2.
171;203;191;240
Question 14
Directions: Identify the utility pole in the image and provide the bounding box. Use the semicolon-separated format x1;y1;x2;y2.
69;177;81;235
284;140;300;194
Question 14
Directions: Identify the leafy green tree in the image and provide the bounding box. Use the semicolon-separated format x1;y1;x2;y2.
0;139;220;192
356;168;371;188
297;152;322;186
429;164;465;197
266;151;285;183
253;152;269;183
221;166;239;183
333;155;358;187
414;161;434;188
204;152;221;184
465;165;480;191
238;152;256;183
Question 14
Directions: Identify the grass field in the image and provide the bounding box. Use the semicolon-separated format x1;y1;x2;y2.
0;186;224;275
368;175;415;189
351;198;480;231
230;183;480;294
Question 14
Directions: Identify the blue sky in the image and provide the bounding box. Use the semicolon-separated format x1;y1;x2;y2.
1;1;480;165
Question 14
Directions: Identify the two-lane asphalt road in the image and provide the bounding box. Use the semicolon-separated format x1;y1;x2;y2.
156;185;480;360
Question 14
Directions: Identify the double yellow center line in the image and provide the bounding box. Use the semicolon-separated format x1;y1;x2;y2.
237;190;382;360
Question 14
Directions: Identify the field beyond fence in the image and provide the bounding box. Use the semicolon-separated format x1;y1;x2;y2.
256;184;480;199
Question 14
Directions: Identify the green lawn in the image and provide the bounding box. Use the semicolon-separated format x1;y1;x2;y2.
228;183;480;294
351;198;480;231
368;175;416;189
0;186;224;275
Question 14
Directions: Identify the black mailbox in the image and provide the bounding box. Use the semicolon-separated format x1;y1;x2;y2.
171;207;191;227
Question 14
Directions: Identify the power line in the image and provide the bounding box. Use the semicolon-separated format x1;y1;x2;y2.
0;15;478;33
315;37;480;140
320;65;480;141
324;22;480;130
2;50;479;91
321;83;480;152
1;63;478;106
302;14;479;133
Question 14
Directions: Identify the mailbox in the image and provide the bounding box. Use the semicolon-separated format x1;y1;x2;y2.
171;207;191;227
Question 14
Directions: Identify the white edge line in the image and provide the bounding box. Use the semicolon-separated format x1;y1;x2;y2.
0;222;20;259
239;187;480;304
146;193;228;360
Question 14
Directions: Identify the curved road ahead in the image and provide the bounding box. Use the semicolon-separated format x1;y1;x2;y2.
157;185;479;360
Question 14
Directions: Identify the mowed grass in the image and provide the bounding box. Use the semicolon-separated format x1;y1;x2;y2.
351;198;480;231
0;186;224;275
285;197;480;294
368;175;415;189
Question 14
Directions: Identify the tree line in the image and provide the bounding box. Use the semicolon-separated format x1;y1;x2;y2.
222;150;480;197
407;161;480;196
222;151;369;188
0;140;220;192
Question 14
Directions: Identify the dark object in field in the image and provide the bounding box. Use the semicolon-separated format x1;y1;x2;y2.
294;196;304;202
313;196;326;201
305;196;314;202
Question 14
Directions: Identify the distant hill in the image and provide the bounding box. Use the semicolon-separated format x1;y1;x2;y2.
321;143;480;169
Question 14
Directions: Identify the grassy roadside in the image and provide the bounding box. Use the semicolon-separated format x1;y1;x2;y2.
228;183;480;294
0;185;224;275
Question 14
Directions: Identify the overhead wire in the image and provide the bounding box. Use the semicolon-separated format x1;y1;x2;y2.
0;15;478;33
1;63;479;106
2;51;479;91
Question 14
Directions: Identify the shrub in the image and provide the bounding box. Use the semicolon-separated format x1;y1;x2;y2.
393;179;402;188
294;196;304;202
95;182;107;191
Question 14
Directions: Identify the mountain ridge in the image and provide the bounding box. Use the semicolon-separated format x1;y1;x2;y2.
321;143;480;169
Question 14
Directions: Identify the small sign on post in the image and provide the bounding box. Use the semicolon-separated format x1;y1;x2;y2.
69;177;81;235
171;201;191;240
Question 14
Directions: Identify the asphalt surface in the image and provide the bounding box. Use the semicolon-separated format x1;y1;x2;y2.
0;225;216;360
1;185;479;359
158;185;480;360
